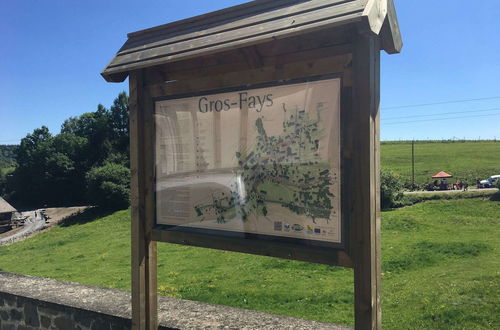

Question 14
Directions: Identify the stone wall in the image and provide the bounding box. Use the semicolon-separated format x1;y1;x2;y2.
0;292;129;330
0;272;351;330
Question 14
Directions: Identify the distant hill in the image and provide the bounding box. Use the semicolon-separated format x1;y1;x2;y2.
381;140;500;186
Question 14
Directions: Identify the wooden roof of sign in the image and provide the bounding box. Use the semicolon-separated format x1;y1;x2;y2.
102;0;402;82
0;197;16;214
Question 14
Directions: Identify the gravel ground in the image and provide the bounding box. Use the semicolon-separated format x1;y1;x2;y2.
0;206;89;246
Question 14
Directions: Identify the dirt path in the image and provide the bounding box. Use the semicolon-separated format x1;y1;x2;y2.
0;206;89;246
42;206;90;228
404;188;497;195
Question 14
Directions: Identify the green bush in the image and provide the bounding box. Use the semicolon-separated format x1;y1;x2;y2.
86;163;130;210
380;169;404;209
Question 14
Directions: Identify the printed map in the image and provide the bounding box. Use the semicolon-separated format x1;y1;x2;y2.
155;78;341;243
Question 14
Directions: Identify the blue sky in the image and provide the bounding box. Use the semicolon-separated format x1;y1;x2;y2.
1;0;499;143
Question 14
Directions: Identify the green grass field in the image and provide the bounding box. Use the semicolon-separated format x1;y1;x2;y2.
381;141;500;186
0;197;498;329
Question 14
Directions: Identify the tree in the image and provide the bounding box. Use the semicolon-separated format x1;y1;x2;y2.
52;133;88;163
110;92;129;139
9;127;55;206
86;163;130;210
109;92;130;165
380;169;404;209
16;126;52;165
0;145;17;167
3;92;131;208
61;105;113;166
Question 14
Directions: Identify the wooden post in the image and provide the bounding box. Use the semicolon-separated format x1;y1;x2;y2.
129;70;158;330
351;32;381;330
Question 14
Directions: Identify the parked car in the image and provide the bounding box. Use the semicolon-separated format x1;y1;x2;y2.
479;175;500;188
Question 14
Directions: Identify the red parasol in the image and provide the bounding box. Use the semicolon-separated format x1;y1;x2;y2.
432;171;453;179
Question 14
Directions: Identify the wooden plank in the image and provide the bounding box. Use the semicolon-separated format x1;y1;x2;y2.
362;0;387;35
127;0;309;39
141;26;351;81
256;26;352;57
102;10;364;79
240;46;263;69
120;0;356;54
380;0;402;54
142;70;158;330
107;2;364;69
261;43;353;68
146;53;353;98
129;70;158;330
351;33;381;329
340;85;353;259
374;35;382;327
151;228;353;268
140;32;353;88
104;21;355;82
129;70;145;330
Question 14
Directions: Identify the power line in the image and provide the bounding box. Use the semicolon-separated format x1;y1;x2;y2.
382;96;500;110
384;113;500;126
383;107;500;121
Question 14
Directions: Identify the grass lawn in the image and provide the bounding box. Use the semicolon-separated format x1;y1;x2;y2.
0;197;499;329
381;141;500;185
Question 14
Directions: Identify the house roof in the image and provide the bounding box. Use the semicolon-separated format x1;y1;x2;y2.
102;0;402;82
0;197;16;213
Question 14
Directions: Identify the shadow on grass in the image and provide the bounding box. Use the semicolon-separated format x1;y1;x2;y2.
490;192;500;201
59;207;115;227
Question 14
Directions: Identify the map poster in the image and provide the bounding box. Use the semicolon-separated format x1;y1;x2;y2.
154;77;342;246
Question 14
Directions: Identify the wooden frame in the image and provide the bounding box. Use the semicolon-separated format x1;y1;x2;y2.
104;1;401;329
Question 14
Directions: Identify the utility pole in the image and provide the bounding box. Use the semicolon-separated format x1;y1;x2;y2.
411;140;415;188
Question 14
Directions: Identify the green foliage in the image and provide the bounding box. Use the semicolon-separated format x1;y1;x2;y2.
0;199;499;328
0;145;17;169
380;169;403;209
61;105;114;166
3;92;129;208
109;92;130;158
0;145;16;196
0;167;14;198
6;126;66;205
86;163;130;210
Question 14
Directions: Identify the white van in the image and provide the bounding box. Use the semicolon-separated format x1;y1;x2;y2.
479;175;500;188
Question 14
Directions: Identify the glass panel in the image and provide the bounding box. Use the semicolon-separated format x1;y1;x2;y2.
155;77;342;245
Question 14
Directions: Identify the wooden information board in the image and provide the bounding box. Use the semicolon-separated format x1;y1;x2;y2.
102;1;402;329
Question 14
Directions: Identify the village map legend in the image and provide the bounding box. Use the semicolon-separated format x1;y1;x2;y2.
155;78;341;244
